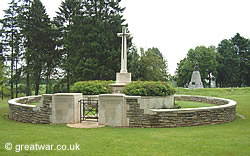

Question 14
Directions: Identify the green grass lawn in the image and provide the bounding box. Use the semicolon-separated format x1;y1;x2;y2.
0;88;249;156
175;101;217;108
27;102;40;105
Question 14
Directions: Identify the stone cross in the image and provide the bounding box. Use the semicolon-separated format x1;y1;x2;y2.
117;26;131;73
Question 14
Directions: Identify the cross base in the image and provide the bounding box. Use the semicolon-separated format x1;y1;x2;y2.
116;72;131;85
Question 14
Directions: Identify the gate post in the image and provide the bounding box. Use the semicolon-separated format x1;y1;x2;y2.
51;93;82;124
99;94;128;127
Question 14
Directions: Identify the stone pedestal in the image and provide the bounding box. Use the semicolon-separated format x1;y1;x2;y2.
51;93;82;124
109;83;126;94
110;72;131;93
99;94;128;127
116;72;131;84
188;71;204;89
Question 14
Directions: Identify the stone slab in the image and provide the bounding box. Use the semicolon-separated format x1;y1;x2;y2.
67;121;105;128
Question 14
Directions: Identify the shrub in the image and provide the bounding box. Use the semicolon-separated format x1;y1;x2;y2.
70;80;113;95
122;81;176;96
52;79;68;93
0;86;11;97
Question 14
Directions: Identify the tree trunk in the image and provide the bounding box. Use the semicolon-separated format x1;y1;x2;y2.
67;69;70;93
35;69;42;95
26;58;31;96
208;73;211;88
26;71;30;96
45;69;51;94
15;58;18;98
1;83;3;100
11;29;14;99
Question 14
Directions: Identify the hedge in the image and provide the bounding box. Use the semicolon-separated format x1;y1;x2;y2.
122;81;176;96
70;81;113;95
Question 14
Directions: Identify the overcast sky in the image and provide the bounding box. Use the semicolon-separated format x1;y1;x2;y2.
1;0;250;74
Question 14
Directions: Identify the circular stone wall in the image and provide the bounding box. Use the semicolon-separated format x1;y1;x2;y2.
126;95;237;128
8;95;52;124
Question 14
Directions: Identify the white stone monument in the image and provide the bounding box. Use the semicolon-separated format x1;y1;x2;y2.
188;63;204;89
110;26;132;93
116;26;132;84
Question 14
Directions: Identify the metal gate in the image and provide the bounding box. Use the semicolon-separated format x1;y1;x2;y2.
79;99;98;122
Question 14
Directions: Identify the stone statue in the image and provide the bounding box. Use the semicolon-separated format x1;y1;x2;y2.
194;62;199;71
188;62;203;89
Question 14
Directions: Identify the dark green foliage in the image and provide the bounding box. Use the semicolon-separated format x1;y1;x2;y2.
128;47;169;81
0;0;21;99
122;81;176;96
55;0;128;91
16;0;58;95
0;86;11;97
28;0;52;95
54;0;83;92
231;33;250;86
51;79;68;93
216;39;241;87
1;0;130;97
70;80;113;95
176;46;217;87
216;33;250;87
176;33;250;88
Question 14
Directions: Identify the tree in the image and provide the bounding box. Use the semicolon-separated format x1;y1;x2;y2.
43;24;60;94
0;33;7;99
18;0;32;96
30;0;57;95
216;33;250;87
216;39;241;87
19;0;56;95
130;47;169;81
231;33;250;86
0;0;20;99
175;57;192;87
54;0;83;92
176;46;217;87
128;45;140;80
55;0;129;87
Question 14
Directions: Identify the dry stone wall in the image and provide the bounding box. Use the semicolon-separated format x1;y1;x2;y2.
126;95;236;128
8;95;52;124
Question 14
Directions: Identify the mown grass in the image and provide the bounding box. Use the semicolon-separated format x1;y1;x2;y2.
175;101;217;108
26;102;40;106
0;87;249;156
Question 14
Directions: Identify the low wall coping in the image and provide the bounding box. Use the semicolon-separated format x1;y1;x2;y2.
53;93;82;96
151;95;236;112
99;94;126;97
125;95;141;99
82;95;99;97
8;95;42;108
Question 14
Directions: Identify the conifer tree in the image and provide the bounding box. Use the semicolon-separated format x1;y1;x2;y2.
19;0;56;95
0;0;20;98
54;0;82;92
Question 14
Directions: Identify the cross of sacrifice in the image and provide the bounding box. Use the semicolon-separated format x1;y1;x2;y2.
117;26;131;73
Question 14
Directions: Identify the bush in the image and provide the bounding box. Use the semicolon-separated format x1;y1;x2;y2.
122;81;176;96
0;86;11;97
70;80;113;95
52;79;68;93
